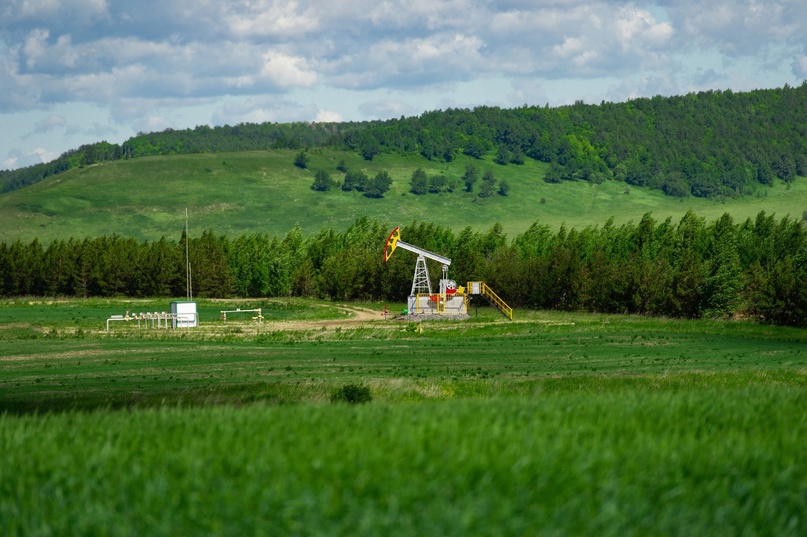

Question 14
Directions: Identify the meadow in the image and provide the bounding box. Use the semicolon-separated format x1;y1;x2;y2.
1;298;806;534
1;148;806;243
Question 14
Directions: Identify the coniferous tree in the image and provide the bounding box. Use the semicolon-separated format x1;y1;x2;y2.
342;170;367;192
701;214;742;317
311;170;333;191
410;168;429;195
189;230;233;297
363;171;392;198
428;174;447;193
478;170;497;198
463;164;479;192
494;145;511;165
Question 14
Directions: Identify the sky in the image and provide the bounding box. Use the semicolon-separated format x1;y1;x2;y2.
2;0;806;171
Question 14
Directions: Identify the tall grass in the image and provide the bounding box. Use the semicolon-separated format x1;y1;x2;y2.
2;300;805;533
2;387;805;535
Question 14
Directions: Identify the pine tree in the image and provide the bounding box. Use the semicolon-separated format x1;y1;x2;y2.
410;168;428;195
311;170;333;191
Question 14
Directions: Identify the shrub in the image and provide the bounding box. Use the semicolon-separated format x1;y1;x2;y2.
330;383;372;404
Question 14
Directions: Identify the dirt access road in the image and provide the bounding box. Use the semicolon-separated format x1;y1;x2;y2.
263;304;390;331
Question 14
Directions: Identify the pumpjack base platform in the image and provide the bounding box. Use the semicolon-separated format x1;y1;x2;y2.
395;313;471;322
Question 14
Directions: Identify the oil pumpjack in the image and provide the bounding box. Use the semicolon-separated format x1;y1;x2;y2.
384;226;513;319
384;226;466;317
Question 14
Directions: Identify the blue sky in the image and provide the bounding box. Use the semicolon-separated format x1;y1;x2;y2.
2;0;806;170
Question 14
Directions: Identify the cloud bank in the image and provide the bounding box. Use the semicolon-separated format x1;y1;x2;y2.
1;0;805;168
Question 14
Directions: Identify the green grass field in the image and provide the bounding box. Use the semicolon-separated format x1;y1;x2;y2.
1;149;806;243
1;298;806;534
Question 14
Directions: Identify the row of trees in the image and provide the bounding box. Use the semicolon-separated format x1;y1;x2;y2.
409;164;509;197
307;161;511;199
1;213;806;326
298;151;395;198
311;169;392;198
306;157;509;199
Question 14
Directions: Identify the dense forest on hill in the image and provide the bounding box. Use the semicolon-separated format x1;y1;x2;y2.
2;83;806;198
2;213;807;327
338;83;807;198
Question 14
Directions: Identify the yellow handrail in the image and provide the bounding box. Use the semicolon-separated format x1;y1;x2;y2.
468;282;513;320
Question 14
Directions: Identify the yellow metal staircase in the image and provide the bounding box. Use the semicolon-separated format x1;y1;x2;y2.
467;281;513;320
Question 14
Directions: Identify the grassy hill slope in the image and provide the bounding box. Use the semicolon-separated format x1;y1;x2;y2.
1;148;805;243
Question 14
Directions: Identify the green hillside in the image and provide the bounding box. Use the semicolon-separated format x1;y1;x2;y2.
1;148;806;243
5;85;807;205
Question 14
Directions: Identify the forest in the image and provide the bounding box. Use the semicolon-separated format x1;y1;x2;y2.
3;83;806;198
1;213;806;327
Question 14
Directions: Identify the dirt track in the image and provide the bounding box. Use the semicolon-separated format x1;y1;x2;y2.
262;304;390;331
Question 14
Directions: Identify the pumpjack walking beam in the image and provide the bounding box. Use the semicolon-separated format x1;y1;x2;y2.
384;227;451;266
384;227;451;295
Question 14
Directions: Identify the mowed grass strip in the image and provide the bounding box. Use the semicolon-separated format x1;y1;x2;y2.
2;388;805;536
2;311;806;412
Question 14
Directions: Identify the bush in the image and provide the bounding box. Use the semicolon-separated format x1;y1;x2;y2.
498;179;510;196
294;151;309;169
330;383;372;404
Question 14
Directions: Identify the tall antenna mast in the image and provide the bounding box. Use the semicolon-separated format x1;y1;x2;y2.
185;207;192;301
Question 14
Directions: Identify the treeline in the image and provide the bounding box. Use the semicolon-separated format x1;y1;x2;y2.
4;84;806;198
2;214;806;327
120;122;354;157
0;142;121;194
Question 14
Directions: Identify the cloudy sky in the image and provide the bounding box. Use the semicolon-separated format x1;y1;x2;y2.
2;0;806;170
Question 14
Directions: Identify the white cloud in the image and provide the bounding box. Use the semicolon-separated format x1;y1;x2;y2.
33;114;66;133
315;109;342;122
83;122;117;138
260;51;317;89
3;146;59;169
325;33;485;90
615;7;673;48
4;1;106;33
4;1;801;107
358;99;416;119
483;4;676;78
132;114;174;135
506;80;550;107
2;151;20;170
30;145;59;163
210;96;319;125
663;0;805;55
225;0;320;38
794;55;807;78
